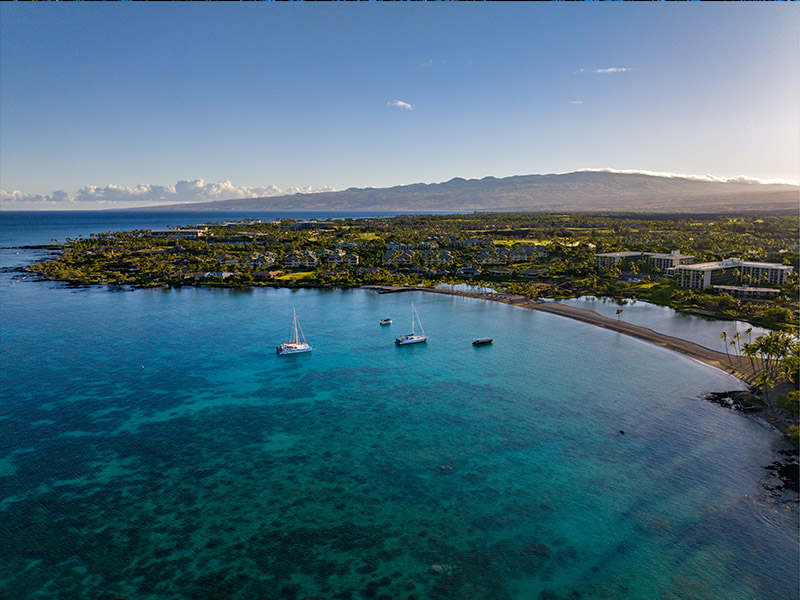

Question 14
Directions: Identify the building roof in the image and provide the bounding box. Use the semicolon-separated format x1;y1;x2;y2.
677;259;792;271
595;251;642;258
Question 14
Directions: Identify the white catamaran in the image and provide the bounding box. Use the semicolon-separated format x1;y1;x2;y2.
276;309;312;355
395;301;427;345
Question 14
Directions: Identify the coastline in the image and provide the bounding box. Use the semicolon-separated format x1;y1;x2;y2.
364;285;764;385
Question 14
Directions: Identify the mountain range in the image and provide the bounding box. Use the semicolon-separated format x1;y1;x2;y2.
147;171;799;213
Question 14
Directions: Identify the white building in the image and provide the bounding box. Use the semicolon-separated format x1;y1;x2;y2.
675;258;793;289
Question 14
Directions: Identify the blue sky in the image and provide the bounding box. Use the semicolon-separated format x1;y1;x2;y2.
1;3;798;209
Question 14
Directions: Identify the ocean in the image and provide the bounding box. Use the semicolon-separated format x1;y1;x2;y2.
1;211;797;600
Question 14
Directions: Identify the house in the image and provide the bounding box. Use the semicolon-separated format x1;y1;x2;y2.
216;253;240;266
284;251;318;268
456;265;482;277
421;249;453;265
488;267;512;277
520;268;549;279
246;252;278;268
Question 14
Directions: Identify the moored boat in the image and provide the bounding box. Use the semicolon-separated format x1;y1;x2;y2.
395;302;427;345
277;309;312;355
380;318;392;325
472;337;494;346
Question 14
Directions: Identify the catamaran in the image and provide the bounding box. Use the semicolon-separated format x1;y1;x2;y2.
276;309;312;355
395;302;427;345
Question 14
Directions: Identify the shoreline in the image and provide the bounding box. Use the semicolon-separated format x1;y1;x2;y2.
363;285;764;385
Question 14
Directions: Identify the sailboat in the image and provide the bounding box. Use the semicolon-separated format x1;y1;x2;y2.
395;301;427;345
276;309;312;355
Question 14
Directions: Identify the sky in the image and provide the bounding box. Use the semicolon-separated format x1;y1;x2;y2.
1;3;798;210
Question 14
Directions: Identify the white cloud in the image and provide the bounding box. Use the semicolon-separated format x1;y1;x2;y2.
579;67;633;74
570;100;584;104
421;58;433;68
573;168;799;186
0;179;338;209
388;100;414;111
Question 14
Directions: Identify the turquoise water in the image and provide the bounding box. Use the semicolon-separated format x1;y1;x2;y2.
1;212;797;599
2;277;797;599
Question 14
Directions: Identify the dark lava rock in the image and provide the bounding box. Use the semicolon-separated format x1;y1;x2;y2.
765;451;799;493
704;390;762;413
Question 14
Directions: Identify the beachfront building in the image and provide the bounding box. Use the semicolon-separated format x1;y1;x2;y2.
712;285;781;299
675;258;793;289
284;251;319;268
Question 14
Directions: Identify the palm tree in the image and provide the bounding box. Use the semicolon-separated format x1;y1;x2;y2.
732;331;742;357
616;308;624;321
720;331;731;364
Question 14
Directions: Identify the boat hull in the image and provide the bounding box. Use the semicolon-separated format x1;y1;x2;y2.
277;343;312;355
395;335;427;345
472;338;494;346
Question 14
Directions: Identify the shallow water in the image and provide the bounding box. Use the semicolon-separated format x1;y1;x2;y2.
2;275;796;599
555;295;772;354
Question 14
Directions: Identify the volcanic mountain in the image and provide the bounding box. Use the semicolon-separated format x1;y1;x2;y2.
148;170;798;213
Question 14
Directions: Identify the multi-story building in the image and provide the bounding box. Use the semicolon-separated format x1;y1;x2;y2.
675;258;793;289
596;250;694;272
643;250;694;271
284;251;318;268
594;251;643;270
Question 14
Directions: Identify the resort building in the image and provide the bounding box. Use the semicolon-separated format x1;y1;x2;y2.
712;285;781;299
643;250;695;271
596;250;694;272
594;251;643;270
675;258;793;289
284;251;319;268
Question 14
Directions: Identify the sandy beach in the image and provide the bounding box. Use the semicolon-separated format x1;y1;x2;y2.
364;285;764;385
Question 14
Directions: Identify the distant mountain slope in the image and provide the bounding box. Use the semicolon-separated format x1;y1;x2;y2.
146;171;799;213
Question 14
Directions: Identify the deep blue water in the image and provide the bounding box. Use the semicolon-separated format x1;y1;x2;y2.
1;212;797;600
0;210;453;248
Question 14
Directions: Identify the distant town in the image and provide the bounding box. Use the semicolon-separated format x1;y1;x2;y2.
31;212;799;330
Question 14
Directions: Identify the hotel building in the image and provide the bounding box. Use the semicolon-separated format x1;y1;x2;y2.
675;258;793;289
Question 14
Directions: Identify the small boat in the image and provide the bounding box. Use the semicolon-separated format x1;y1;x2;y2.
380;318;392;326
395;302;427;345
276;309;312;355
472;337;494;346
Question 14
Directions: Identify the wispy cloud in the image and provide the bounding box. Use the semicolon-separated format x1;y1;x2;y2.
573;168;799;186
570;100;584;104
0;179;338;209
579;67;633;74
388;100;414;111
421;58;433;68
